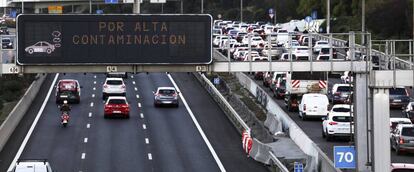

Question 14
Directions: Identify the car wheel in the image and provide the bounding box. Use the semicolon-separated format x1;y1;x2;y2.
104;114;108;119
125;114;130;119
175;103;179;108
326;130;332;141
395;146;402;155
322;128;326;138
28;48;34;54
302;113;307;121
46;48;52;54
154;102;158;107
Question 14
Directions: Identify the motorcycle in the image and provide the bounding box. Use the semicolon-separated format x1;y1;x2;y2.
61;112;70;127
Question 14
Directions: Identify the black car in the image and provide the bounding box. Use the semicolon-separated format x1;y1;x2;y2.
389;87;410;109
0;27;9;35
2;38;13;49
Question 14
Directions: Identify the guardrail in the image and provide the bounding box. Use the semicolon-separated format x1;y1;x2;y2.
233;72;341;172
0;74;46;152
193;72;292;171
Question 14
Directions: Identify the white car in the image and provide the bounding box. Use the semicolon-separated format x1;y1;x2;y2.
213;35;229;47
322;104;354;141
25;41;55;54
313;41;329;53
293;46;310;60
279;53;297;61
283;40;300;49
299;93;330;120
241;51;260;61
102;78;126;99
340;71;353;83
390;117;412;133
316;54;330;61
12;160;54;172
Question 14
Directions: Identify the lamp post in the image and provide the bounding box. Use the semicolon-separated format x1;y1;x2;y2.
201;0;203;13
362;0;365;44
240;0;243;22
326;0;330;33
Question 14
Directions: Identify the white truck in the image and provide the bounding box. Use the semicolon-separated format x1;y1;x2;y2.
284;72;328;111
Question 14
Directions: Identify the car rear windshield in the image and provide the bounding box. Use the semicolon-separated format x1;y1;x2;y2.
333;116;353;122
159;89;176;95
337;86;352;92
402;127;414;136
390;88;406;95
332;107;350;112
106;80;123;85
108;99;126;104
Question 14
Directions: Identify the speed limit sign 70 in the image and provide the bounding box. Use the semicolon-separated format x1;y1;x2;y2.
334;146;356;169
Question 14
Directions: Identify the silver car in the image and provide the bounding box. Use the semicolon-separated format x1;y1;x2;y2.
153;87;179;107
25;41;55;54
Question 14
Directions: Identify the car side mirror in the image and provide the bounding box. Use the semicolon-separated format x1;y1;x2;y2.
152;91;155;94
177;91;180;94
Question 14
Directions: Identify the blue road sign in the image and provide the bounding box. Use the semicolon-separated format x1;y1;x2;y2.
105;0;118;4
334;146;356;169
294;162;304;172
268;8;274;14
213;77;220;85
312;10;317;20
96;10;104;14
10;10;17;18
305;16;312;23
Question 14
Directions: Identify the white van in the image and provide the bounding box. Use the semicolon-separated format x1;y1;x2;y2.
299;93;329;120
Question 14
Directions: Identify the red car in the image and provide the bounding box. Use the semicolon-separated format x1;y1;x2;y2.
104;96;130;118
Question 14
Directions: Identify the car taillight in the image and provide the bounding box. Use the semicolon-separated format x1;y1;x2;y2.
103;84;108;88
400;138;405;144
334;92;341;96
303;104;306;111
329;121;338;125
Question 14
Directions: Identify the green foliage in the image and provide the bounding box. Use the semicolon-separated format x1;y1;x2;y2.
0;98;3;110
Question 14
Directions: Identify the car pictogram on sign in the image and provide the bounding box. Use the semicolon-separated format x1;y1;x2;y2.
25;41;56;54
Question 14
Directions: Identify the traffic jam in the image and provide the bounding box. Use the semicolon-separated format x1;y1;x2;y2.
213;19;414;156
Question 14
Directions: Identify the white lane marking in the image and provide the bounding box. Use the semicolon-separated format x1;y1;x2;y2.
131;75;134;79
142;124;146;130
132;81;136;85
90;102;94;107
94;81;96;84
93;87;96;91
84;138;88;143
148;153;152;160
167;74;226;172
140;113;144;119
92;94;95;98
89;112;92;118
81;153;86;159
94;75;97;78
145;138;149;144
138;103;141;108
136;94;140;99
134;87;138;91
7;74;60;172
87;123;91;128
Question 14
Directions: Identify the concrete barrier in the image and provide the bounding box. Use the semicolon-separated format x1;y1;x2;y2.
264;112;283;135
233;72;341;172
0;74;46;152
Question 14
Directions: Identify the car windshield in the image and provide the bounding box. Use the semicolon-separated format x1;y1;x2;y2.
402;127;414;136
107;80;122;85
333;107;350;112
297;48;308;51
319;56;329;60
318;42;328;45
108;99;126;104
390;88;406;95
337;86;352;92
3;39;10;43
60;90;76;96
159;89;176;95
332;116;353;122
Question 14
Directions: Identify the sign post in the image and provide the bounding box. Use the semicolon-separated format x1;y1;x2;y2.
268;8;275;24
334;146;356;169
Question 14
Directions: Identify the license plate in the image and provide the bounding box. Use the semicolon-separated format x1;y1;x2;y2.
60;95;68;98
163;101;172;104
394;99;402;102
113;111;121;113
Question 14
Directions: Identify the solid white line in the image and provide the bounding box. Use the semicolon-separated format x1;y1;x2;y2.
136;94;139;99
145;138;149;144
138;103;141;107
134;87;138;91
87;123;91;128
7;74;60;172
90;102;94;107
81;153;86;159
88;112;92;118
93;87;96;91
167;74;226;172
148;153;152;160
92;94;95;98
132;81;136;85
140;113;144;119
142;124;146;130
84;138;88;143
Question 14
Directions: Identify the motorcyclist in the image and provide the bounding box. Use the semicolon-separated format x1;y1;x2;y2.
60;100;71;113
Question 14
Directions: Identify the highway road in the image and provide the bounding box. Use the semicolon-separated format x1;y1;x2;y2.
0;73;268;172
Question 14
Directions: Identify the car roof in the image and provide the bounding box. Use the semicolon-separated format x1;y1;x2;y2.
332;104;353;109
390;118;412;123
15;162;48;172
391;163;414;169
303;93;326;97
107;96;127;100
105;77;123;81
334;84;353;87
157;87;175;90
397;124;414;128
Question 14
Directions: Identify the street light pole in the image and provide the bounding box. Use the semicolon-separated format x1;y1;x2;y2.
133;0;141;13
362;0;365;44
201;0;204;13
326;0;330;33
240;0;243;22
